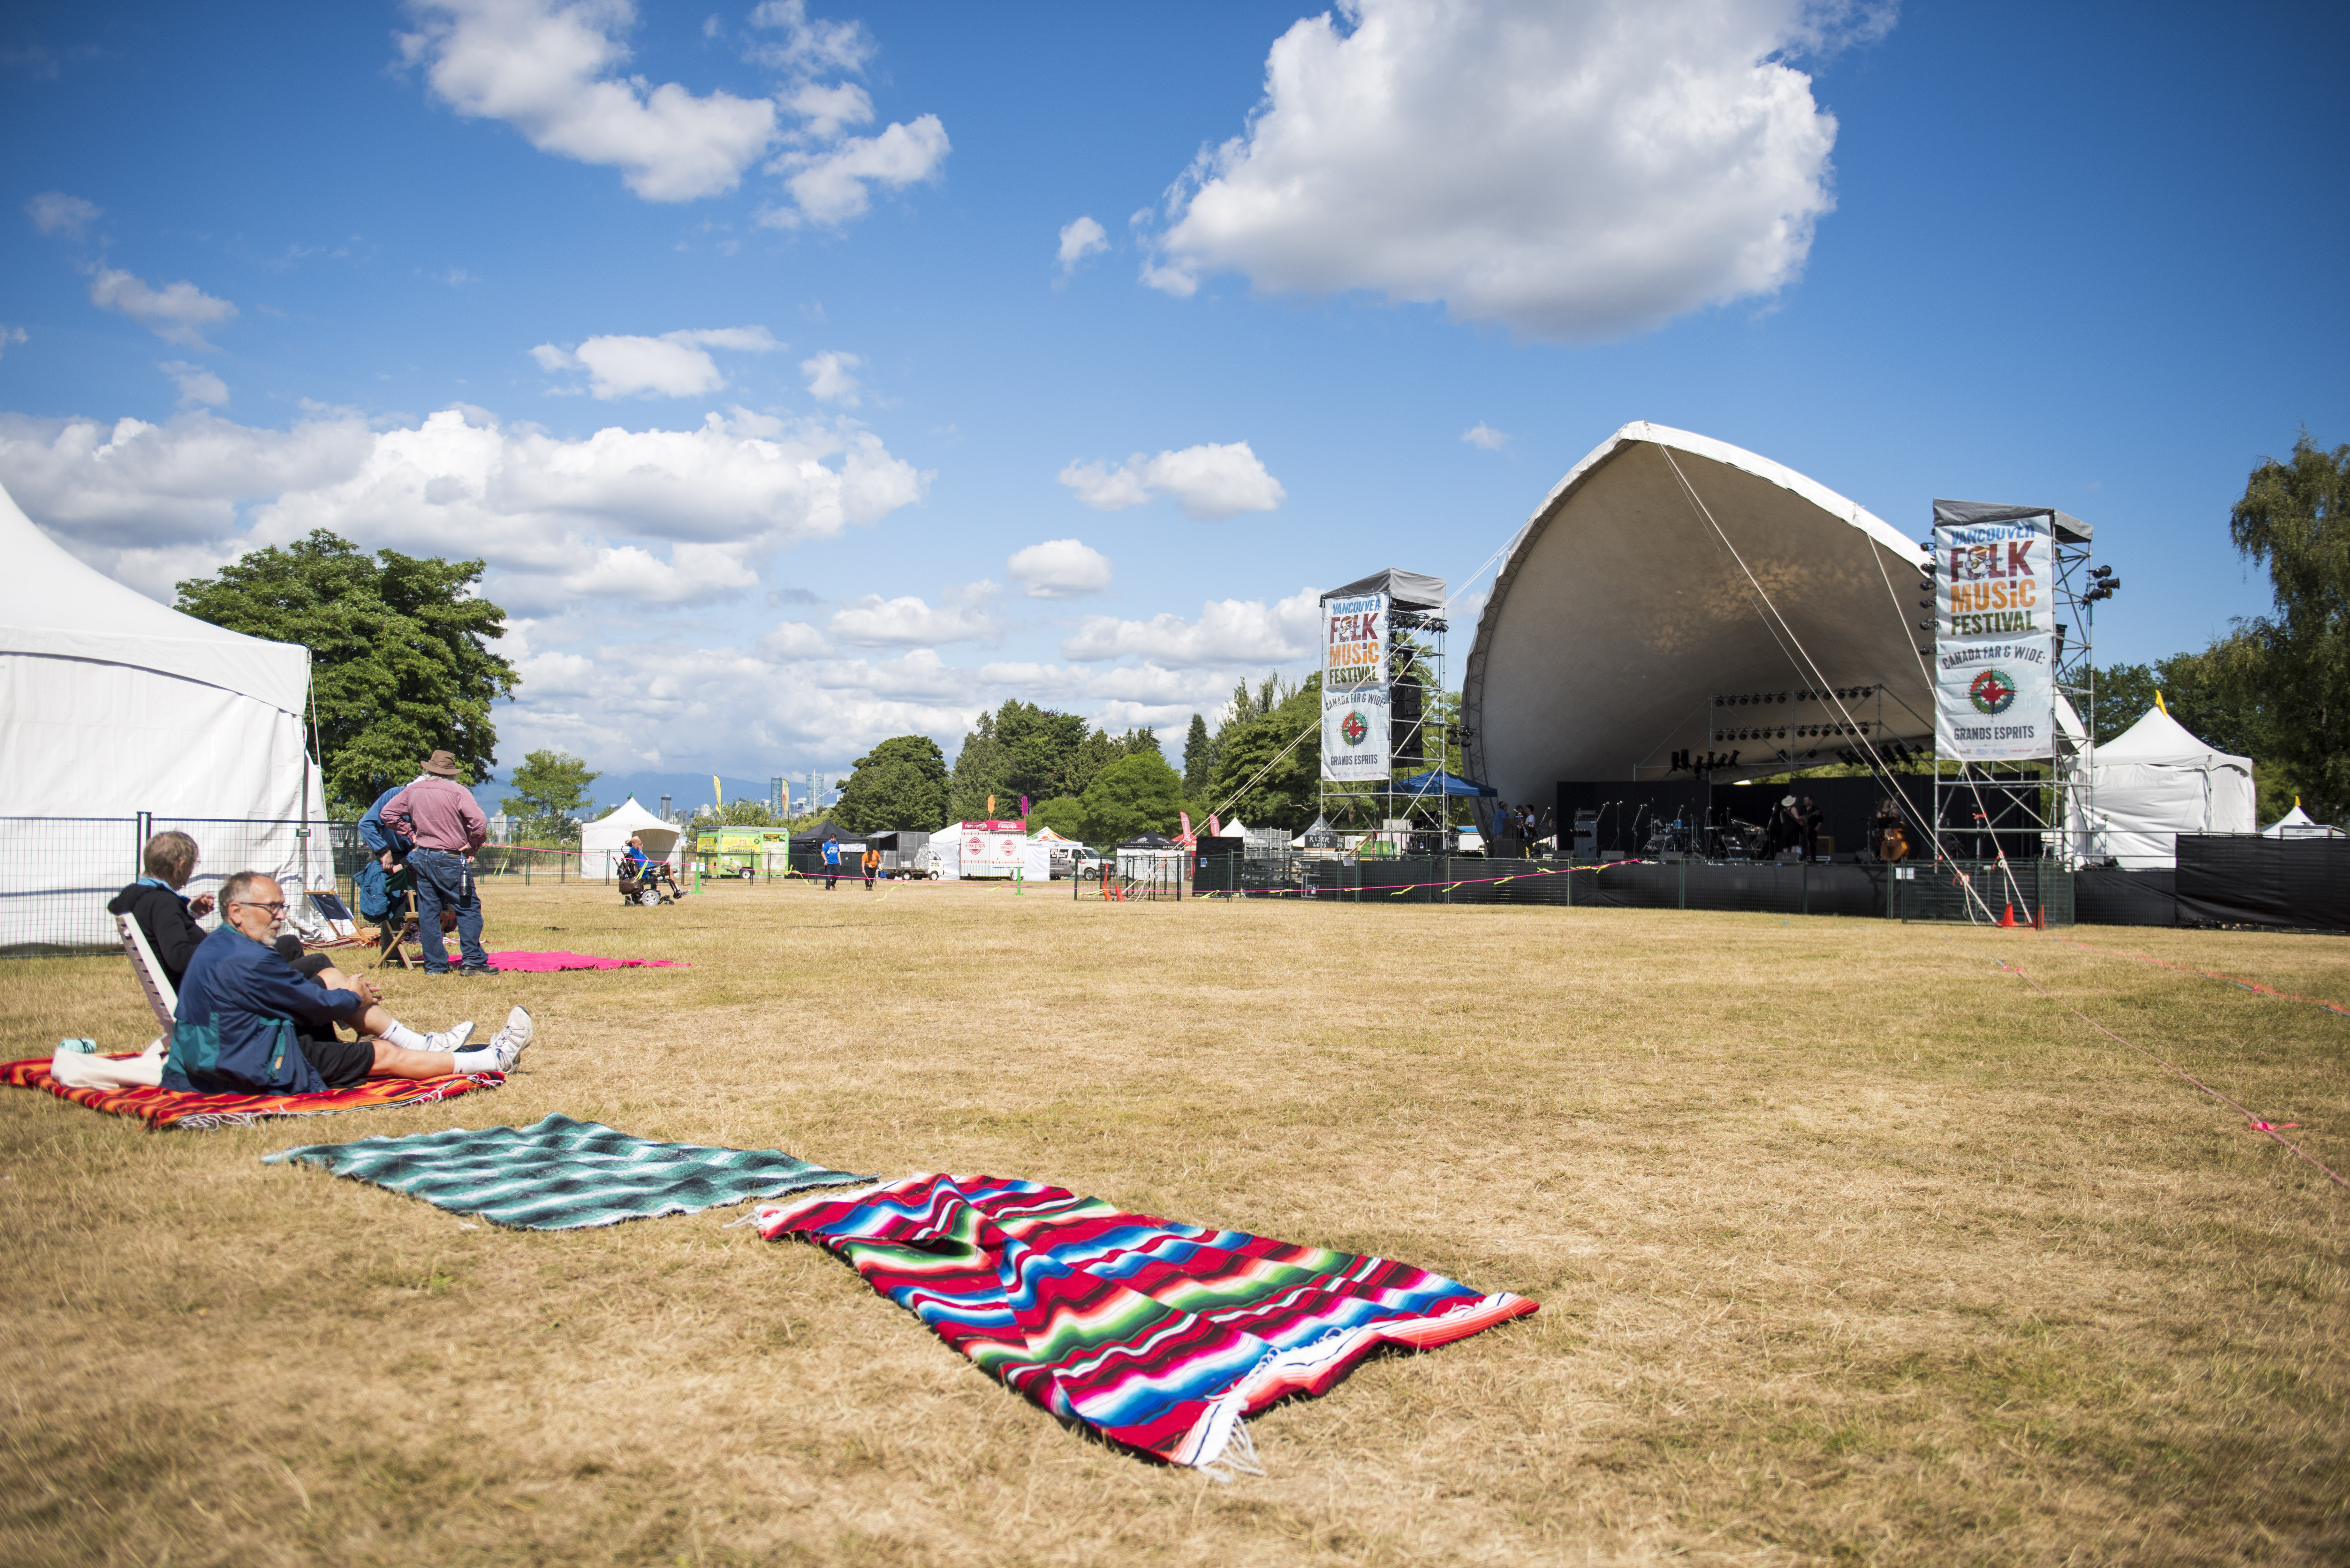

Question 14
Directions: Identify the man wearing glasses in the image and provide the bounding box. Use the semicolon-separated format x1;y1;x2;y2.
163;871;533;1095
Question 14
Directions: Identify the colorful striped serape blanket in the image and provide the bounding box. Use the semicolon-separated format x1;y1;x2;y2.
482;951;687;971
0;1055;499;1131
266;1113;874;1228
756;1174;1538;1471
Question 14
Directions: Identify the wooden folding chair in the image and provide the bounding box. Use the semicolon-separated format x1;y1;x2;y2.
116;913;178;1051
373;889;421;970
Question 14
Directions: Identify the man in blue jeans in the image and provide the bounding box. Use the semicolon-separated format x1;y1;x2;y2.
382;750;495;975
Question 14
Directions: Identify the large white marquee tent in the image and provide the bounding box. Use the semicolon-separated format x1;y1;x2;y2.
0;480;327;952
2085;705;2256;868
1464;422;1930;806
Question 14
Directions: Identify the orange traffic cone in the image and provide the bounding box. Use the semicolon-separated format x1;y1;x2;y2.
1998;903;2018;928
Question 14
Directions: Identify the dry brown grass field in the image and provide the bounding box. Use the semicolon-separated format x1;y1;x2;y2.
2;877;2345;1567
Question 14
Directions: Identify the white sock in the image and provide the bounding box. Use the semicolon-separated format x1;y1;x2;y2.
452;1045;497;1072
381;1021;428;1051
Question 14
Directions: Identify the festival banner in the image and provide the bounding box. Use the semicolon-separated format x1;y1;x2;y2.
1933;514;2055;761
1322;591;1387;693
1321;684;1391;783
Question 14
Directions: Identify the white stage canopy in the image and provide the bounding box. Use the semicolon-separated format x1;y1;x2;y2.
0;480;326;951
1465;423;1929;807
2087;706;2255;868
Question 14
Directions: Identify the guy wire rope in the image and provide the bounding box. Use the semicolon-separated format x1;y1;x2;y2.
1657;446;2006;924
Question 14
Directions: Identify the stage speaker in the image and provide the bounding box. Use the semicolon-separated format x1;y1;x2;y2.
1390;677;1424;762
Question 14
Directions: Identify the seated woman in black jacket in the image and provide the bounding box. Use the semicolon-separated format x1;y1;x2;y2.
106;830;214;989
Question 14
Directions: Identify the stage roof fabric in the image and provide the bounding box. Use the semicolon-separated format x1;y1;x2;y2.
1320;568;1445;612
1394;769;1497;798
1464;422;1930;803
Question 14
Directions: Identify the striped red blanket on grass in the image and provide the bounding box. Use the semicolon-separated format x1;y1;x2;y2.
0;1056;501;1130
756;1173;1537;1472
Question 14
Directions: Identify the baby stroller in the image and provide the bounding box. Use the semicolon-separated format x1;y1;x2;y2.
618;856;684;906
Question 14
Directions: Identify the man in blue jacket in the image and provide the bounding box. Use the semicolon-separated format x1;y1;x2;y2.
166;871;533;1094
356;777;419;946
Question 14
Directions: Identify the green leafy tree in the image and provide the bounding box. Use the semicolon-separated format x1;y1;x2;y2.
709;799;788;826
500;750;599;843
2089;663;2163;744
2224;433;2349;818
836;735;951;833
1077;750;1186;844
1182;713;1213;792
1202;673;1322;830
175;530;518;810
948;711;1009;822
1027;795;1088;840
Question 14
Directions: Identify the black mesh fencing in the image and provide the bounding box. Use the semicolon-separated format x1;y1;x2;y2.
2075;868;2178;927
1195;848;2074;924
2176;835;2350;931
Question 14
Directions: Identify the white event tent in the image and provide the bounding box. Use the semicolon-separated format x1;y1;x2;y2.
0;480;326;952
579;797;683;879
2261;803;2341;839
2086;705;2256;868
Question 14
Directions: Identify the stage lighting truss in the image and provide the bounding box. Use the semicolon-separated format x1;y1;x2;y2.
1916;519;2112;868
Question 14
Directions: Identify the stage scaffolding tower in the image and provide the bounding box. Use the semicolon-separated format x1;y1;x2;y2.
1928;516;2107;872
1315;606;1453;848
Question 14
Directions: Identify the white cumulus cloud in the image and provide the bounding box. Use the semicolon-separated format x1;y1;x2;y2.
0;326;27;360
399;0;782;201
1061;588;1321;667
828;582;1004;647
1058;441;1285;521
1007;538;1111;599
762;114;950;228
1057;215;1108;275
531;325;782;399
87;267;237;349
800;350;862;404
1462;422;1507;450
1141;0;1871;341
160;360;228;408
26;192;102;239
0;403;926;613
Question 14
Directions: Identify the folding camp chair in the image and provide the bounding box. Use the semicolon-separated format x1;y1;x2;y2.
111;912;180;1085
373;889;421;970
300;886;366;948
117;913;178;1036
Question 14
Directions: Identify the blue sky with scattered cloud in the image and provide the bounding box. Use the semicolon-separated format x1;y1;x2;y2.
3;1;2345;806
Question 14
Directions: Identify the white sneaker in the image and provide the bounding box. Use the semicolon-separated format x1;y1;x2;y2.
424;1020;476;1052
487;1006;534;1072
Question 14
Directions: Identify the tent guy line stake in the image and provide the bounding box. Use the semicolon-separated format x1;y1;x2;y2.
1990;952;2347;1191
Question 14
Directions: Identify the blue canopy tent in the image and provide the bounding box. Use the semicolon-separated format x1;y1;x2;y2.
1393;769;1497;798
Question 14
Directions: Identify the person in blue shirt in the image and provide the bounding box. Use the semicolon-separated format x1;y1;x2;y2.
821;835;841;890
355;778;421;948
167;871;532;1094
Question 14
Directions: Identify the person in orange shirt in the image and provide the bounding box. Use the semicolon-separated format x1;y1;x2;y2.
861;845;881;889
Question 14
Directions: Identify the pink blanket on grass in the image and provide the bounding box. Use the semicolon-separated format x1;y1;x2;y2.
484;950;687;972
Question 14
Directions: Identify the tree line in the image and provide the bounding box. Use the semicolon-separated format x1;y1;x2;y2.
2093;433;2346;822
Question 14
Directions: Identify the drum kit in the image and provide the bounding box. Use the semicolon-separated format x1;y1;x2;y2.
1641;810;1771;859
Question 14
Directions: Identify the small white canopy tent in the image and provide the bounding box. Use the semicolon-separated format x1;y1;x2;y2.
0;480;325;952
2087;706;2255;869
580;797;682;879
2263;803;2343;839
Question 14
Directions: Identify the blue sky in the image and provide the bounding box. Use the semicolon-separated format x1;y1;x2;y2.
5;1;2345;813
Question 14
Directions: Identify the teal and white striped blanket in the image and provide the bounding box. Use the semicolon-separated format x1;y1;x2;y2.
264;1113;874;1229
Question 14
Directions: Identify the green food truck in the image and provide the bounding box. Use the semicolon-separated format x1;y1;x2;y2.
695;828;788;879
